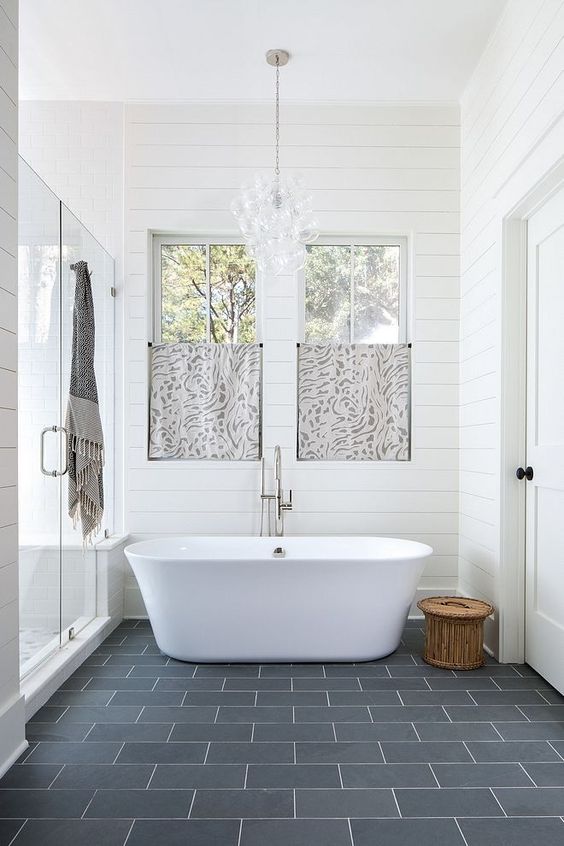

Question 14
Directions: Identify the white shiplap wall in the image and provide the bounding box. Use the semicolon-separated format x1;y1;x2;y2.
459;0;564;653
124;101;460;614
0;0;26;775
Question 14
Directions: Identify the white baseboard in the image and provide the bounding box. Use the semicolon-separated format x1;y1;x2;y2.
0;694;27;779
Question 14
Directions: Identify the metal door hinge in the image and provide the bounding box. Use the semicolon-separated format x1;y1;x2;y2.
110;286;116;298
68;627;75;640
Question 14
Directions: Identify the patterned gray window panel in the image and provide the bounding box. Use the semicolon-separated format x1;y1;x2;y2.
149;342;262;460
297;343;410;461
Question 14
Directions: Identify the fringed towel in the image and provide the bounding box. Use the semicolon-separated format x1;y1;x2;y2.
297;343;410;461
149;342;262;460
65;260;104;543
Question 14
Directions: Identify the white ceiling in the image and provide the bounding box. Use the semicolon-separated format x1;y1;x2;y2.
20;0;507;102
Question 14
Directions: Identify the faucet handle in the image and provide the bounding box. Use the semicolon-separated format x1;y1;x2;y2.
281;489;293;511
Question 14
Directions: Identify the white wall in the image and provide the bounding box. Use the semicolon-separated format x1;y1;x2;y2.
124;101;461;614
0;0;26;775
459;0;564;654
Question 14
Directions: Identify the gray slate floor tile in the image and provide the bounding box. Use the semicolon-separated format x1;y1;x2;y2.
25;722;93;742
51;763;153;789
240;819;352;846
126;819;240;846
414;722;500;741
252;723;334;742
351;818;465;846
246;764;340;788
0;789;93;818
335;723;418;741
431;762;533;787
84;723;172;742
0;764;62;789
494;786;564;815
522;762;564;785
296;741;384;763
116;742;207;764
190;788;293;818
206;742;294;764
458;817;564;846
493;721;564;740
24;741;123;764
169;723;252;742
85;788;194;818
10;819;133;846
149;764;246;789
396;786;504;817
381;741;473;763
295;706;371;722
466;740;561;762
0;821;25;846
340;763;436;788
296;787;398;818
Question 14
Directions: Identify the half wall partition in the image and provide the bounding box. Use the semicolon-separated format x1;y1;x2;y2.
18;158;115;677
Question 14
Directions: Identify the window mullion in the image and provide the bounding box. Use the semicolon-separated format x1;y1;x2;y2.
206;243;211;343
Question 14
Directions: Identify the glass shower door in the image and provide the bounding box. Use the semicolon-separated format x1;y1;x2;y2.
60;204;115;645
18;160;63;675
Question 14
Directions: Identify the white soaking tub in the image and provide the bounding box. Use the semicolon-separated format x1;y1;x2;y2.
125;536;432;663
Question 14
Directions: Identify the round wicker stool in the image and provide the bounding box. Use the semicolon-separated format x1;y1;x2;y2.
417;596;494;670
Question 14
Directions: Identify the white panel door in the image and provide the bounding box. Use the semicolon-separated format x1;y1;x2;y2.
525;186;564;694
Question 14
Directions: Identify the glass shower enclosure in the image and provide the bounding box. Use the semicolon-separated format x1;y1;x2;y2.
18;158;115;677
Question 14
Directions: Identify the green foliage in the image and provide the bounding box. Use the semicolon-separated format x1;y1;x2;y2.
161;243;256;344
305;244;400;343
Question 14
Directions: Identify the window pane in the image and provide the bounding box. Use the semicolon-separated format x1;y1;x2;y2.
304;245;351;342
210;244;256;343
161;244;206;343
353;245;400;343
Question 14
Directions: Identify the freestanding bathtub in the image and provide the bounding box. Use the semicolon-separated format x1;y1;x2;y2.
125;536;432;663
125;537;433;662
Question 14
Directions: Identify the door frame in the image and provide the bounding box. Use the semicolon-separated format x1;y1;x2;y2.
499;153;564;663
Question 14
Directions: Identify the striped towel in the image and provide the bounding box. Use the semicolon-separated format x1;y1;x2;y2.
65;260;104;543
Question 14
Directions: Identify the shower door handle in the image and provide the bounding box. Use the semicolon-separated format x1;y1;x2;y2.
40;425;69;477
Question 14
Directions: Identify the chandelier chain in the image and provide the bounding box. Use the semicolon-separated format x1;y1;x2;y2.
275;54;280;176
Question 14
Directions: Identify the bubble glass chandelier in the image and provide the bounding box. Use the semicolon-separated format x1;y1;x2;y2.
231;49;318;276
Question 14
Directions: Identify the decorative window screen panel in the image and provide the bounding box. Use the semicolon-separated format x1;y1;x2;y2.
149;342;262;461
297;343;410;461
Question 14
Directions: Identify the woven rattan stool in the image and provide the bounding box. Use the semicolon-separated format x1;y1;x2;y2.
417;596;494;670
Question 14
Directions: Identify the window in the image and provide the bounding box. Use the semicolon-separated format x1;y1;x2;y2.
154;237;257;344
303;239;407;344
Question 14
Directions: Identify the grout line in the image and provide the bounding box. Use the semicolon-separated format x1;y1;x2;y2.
112;742;125;765
180;691;188;706
391;787;402;817
237;819;243;846
338;763;344;788
467;691;479;705
146;763;157;789
106;691;118;706
46;765;65;789
347;817;354;846
515;705;531;722
243;763;248;788
462;741;477;763
411;722;422;741
166;723;175;742
6;820;27;846
492;678;502;690
490;722;505;741
547;740;564;762
214;706;220;724
442;705;453;723
81;788;97;819
293;787;296;819
428;764;441;788
122;819;136;846
135;706;145;724
293;741;296;765
83;723;97;741
454;818;470;846
332;722;338;742
187;788;196;819
250;723;255;742
397;691;405;706
378;740;386;763
489;787;508;817
151;678;159;691
537;689;553;705
203;742;211;764
518;761;537;786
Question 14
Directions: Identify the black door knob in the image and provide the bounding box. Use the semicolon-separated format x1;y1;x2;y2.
516;466;534;481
